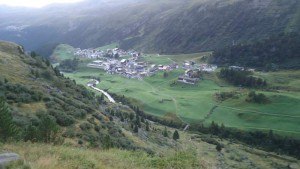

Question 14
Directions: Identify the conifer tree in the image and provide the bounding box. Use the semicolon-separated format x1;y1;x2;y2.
103;135;113;149
135;115;141;127
173;130;180;140
146;121;150;131
0;98;19;141
163;127;168;137
133;125;139;133
37;112;59;143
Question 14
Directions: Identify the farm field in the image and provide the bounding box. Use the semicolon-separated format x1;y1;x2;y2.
66;70;300;136
62;53;300;138
50;44;76;62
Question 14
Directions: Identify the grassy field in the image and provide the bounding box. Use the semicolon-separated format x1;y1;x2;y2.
142;52;212;65
64;67;300;138
96;42;119;51
53;44;300;138
50;44;76;62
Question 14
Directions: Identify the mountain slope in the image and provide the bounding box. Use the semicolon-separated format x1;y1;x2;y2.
0;0;300;56
210;33;300;69
0;41;135;149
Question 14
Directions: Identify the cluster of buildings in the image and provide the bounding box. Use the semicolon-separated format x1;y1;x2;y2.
74;48;104;59
82;47;218;84
182;61;217;72
178;69;201;85
177;61;217;85
74;47;140;59
87;57;177;79
229;66;255;72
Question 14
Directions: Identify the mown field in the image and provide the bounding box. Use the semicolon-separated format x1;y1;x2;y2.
55;45;300;138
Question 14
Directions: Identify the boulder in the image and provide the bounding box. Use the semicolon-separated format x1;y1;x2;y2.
0;153;20;168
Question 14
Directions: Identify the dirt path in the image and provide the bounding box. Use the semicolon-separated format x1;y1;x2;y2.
87;80;116;103
140;80;190;124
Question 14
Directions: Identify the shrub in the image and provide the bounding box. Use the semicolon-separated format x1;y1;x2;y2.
246;91;269;104
80;122;93;131
216;143;223;152
78;139;84;145
49;110;75;127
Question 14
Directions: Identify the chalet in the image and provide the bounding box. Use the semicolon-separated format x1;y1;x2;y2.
170;63;179;69
87;60;104;68
137;62;146;66
116;67;125;73
199;64;218;72
178;75;199;85
229;66;244;71
140;72;148;77
185;69;193;76
93;60;103;64
120;59;128;65
162;66;170;71
248;68;255;72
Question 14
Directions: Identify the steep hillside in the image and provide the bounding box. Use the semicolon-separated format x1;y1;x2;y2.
0;41;135;149
0;0;300;56
210;33;300;69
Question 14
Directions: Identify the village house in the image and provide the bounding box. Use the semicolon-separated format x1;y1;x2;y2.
177;69;201;85
178;75;199;85
87;60;104;68
229;66;245;71
198;64;218;72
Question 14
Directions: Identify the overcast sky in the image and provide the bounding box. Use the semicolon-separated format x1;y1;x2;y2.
0;0;83;8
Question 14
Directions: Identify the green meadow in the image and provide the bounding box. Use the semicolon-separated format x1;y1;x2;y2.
56;45;300;138
51;44;76;62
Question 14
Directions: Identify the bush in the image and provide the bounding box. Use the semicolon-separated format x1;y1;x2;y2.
41;70;53;80
78;139;84;145
246;91;269;104
216;143;223;152
80;122;93;131
201;136;220;146
49;110;75;127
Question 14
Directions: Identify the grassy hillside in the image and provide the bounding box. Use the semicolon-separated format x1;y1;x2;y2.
1;0;300;56
3;129;300;169
0;41;135;149
50;44;76;63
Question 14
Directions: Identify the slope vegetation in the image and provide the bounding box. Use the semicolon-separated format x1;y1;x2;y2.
0;41;134;149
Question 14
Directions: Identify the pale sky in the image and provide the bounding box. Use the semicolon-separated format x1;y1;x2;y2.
0;0;84;8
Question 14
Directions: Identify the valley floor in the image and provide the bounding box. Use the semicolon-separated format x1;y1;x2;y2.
64;66;300;138
53;43;300;138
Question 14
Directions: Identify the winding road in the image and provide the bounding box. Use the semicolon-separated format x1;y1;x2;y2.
87;80;116;103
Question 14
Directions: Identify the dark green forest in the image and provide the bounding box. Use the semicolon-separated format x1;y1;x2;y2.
211;33;300;69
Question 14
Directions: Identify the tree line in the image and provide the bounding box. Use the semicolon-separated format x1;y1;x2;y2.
190;122;300;159
219;68;267;88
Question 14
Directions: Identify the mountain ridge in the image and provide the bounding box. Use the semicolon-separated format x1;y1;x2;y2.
0;0;299;56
